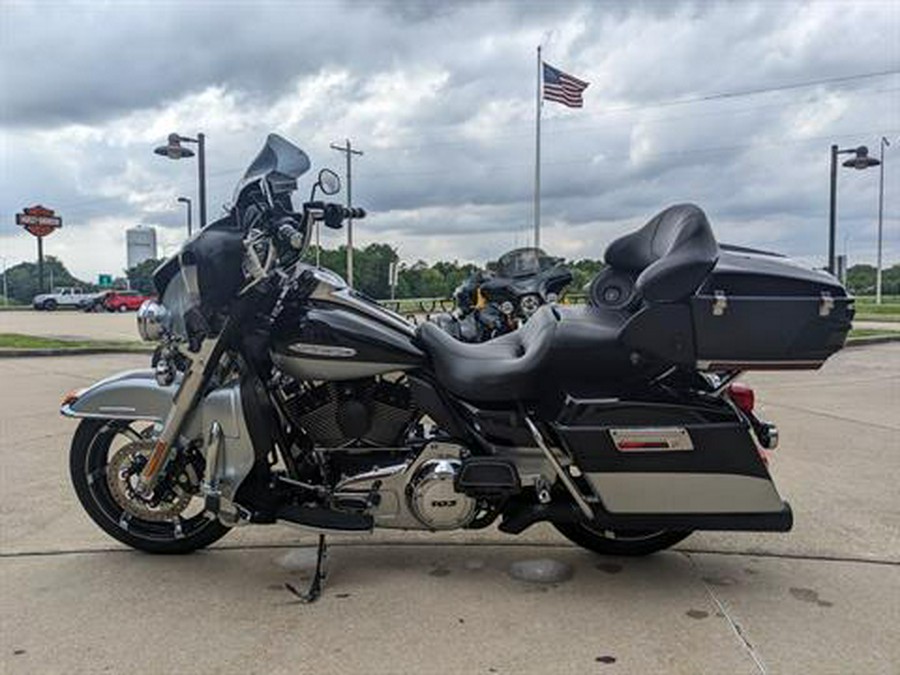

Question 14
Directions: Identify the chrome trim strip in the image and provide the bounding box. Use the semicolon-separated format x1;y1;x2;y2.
609;427;693;452
697;359;824;371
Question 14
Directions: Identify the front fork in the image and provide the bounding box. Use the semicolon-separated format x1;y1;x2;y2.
135;335;221;496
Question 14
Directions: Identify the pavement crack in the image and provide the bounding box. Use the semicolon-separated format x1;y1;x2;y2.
2;542;899;566
684;551;768;675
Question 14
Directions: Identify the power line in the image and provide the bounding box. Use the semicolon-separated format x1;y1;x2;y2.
598;68;900;113
4;71;897;220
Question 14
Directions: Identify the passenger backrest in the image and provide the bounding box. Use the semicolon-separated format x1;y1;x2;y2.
604;204;719;302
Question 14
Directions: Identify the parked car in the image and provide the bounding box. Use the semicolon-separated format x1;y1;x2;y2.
102;290;156;312
32;287;105;311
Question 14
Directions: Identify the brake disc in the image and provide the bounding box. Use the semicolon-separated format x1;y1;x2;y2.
106;440;191;521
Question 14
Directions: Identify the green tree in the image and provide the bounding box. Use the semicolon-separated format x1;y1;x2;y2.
3;256;89;304
125;258;163;295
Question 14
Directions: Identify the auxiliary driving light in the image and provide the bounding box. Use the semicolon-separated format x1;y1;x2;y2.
137;300;170;342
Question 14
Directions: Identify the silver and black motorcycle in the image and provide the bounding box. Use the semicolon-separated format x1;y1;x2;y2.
61;134;853;600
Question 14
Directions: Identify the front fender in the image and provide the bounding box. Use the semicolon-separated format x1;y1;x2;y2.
60;369;178;421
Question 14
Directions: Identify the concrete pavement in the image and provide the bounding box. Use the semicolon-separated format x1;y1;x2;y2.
1;346;899;674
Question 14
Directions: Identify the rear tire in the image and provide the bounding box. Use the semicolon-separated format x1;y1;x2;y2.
70;418;230;554
553;521;692;556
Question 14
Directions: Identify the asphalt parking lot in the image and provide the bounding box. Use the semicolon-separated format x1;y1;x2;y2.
1;340;898;673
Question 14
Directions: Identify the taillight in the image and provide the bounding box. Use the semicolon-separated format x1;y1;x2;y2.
728;382;755;414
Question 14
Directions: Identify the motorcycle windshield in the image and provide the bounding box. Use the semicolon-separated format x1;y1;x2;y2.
234;133;311;201
495;248;548;278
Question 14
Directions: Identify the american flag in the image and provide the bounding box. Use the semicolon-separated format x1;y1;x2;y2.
542;62;589;108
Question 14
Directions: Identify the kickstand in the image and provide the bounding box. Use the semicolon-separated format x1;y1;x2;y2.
285;534;328;604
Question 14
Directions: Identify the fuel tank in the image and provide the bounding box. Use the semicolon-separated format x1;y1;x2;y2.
271;304;424;381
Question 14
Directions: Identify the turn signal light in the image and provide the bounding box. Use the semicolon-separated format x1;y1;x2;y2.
61;389;81;407
728;383;755;414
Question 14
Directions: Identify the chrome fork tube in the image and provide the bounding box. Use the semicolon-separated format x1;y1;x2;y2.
136;336;220;495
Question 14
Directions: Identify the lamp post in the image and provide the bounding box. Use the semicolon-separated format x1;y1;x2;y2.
828;144;880;275
177;196;193;238
876;137;891;304
155;133;207;229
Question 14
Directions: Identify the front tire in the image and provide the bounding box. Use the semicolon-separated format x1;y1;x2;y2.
553;521;692;556
70;418;230;554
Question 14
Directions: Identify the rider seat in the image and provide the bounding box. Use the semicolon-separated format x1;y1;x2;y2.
417;305;626;402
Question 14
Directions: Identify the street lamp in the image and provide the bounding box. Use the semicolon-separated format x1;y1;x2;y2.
876;137;891;304
828;145;880;275
177;196;192;238
155;132;207;230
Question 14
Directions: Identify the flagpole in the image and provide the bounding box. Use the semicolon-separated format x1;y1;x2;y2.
534;45;542;248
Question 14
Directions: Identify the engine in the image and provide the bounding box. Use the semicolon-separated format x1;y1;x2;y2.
333;441;479;531
278;377;416;448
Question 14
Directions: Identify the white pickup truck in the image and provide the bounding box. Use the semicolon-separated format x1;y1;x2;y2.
32;287;105;311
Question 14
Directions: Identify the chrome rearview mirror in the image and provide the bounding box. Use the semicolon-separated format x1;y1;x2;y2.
318;169;341;196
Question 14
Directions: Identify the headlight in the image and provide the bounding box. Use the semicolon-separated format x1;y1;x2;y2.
520;294;541;316
137;300;170;342
499;300;515;316
546;292;558;304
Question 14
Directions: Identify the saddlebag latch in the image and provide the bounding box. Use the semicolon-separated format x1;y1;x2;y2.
712;290;728;316
819;292;834;317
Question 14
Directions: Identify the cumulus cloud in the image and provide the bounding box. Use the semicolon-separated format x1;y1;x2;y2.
1;0;898;280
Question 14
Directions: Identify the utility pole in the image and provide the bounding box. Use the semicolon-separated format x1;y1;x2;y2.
330;139;364;286
876;137;890;304
534;44;542;249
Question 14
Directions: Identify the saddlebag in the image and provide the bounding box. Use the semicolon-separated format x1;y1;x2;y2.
551;395;792;529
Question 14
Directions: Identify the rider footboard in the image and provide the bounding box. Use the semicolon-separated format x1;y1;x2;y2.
552;396;791;529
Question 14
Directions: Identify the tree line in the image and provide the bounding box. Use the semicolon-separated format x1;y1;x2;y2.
2;248;899;305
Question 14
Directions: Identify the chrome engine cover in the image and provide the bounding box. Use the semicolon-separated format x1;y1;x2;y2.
333;441;475;530
408;459;477;531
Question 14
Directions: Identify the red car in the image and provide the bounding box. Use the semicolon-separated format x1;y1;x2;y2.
103;290;155;312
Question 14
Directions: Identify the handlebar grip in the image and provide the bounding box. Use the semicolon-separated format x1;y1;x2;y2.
274;217;304;249
344;207;366;219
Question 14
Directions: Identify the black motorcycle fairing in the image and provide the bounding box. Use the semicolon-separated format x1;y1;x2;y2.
604;203;719;302
152;211;246;313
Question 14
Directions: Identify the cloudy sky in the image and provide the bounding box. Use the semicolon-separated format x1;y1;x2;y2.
1;0;898;280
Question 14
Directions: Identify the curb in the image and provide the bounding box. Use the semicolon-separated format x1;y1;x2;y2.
0;347;153;358
845;334;900;348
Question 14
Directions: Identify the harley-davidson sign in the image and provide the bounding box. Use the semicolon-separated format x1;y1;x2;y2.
16;205;62;238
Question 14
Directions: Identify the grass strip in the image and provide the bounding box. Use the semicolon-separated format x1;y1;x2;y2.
0;333;146;350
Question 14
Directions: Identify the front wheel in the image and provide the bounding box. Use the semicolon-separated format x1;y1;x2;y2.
553;521;692;557
70;418;230;554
